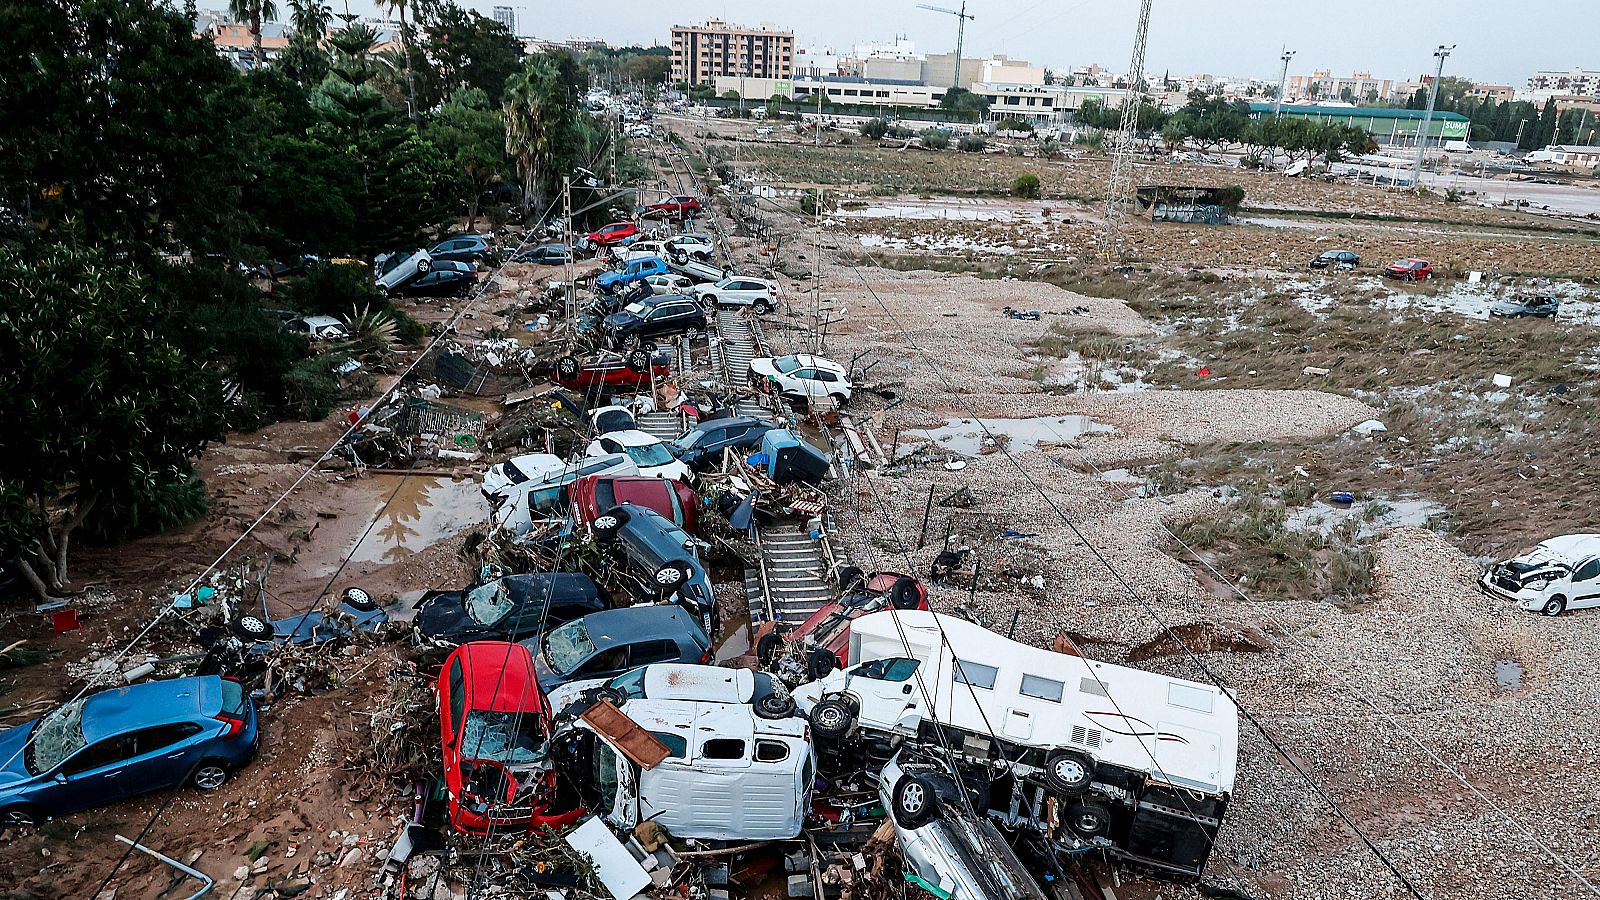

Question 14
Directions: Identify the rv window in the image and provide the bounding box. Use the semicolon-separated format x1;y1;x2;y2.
650;731;687;758
754;740;790;763
953;659;998;690
1168;682;1215;714
854;657;919;682
701;738;746;760
1019;674;1065;703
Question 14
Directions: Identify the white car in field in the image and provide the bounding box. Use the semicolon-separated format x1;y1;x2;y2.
584;430;691;482
691;276;779;314
374;249;432;295
1481;533;1600;615
748;354;853;403
643;273;694;295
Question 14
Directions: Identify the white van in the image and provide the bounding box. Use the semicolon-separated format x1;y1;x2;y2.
554;695;814;841
1481;533;1600;615
792;610;1239;878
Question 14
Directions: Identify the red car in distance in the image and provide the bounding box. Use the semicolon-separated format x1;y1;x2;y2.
568;474;701;535
552;350;670;390
1384;258;1434;281
644;196;703;219
583;222;639;247
436;642;583;835
757;569;929;680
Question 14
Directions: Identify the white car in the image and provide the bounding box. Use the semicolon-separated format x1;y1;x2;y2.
664;234;715;262
585;430;691;482
285;315;350;341
626;124;654;139
748;354;853;403
481;453;565;505
487;453;640;534
589;404;637;435
546;664;786;718
643;273;694;295
691;276;779;314
373;249;432;294
621;240;669;262
1481;533;1600;615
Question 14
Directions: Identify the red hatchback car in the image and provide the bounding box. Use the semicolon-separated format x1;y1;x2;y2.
552;350;670;390
1384;258;1434;281
645;196;703;219
583;222;638;246
437;642;583;834
568;474;701;534
758;570;929;679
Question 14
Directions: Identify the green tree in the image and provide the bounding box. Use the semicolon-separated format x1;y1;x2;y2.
1535;99;1560;148
504;54;583;216
420;4;523;105
0;239;229;599
427;88;509;228
920;128;951;150
940;87;990;116
0;0;252;255
859;118;890;139
618;54;672;86
1161;118;1189;151
276;0;332;85
227;0;280;68
375;0;420;124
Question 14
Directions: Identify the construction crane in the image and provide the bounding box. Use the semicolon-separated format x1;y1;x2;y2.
1099;0;1155;259
916;2;975;90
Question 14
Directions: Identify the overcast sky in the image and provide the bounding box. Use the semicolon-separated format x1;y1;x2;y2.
332;0;1589;86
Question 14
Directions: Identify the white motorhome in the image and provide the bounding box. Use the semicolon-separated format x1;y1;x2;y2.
792;610;1239;878
1481;533;1600;615
553;695;815;841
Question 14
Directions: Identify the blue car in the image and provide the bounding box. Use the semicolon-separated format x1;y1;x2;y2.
0;676;259;829
594;256;669;295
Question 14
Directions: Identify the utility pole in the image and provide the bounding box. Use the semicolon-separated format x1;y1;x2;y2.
1274;48;1295;117
609;113;618;190
815;87;823;145
562;175;574;327
1412;43;1454;191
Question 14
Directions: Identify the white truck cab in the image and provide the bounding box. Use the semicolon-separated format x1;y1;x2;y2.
1481;533;1600;615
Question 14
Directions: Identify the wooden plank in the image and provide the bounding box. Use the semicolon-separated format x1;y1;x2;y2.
580;700;670;770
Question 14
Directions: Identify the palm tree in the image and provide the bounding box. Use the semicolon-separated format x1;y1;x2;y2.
286;0;330;42
376;0;418;125
227;0;280;69
503;58;570;215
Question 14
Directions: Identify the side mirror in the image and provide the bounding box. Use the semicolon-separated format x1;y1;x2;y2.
53;773;68;785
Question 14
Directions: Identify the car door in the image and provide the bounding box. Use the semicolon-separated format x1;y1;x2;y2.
114;722;208;798
847;658;923;731
788;369;820;397
1569;558;1600;609
45;735;139;812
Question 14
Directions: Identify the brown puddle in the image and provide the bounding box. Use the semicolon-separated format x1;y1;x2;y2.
344;476;488;567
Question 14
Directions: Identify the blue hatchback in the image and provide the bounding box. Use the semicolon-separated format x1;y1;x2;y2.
0;675;259;828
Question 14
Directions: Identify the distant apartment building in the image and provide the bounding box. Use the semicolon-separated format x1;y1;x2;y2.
1286;70;1394;104
671;19;794;85
492;6;515;33
1527;68;1600;97
1464;84;1514;103
566;38;608;53
794;46;841;78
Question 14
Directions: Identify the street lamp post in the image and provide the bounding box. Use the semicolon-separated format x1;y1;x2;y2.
1274;48;1295;117
1411;43;1454;191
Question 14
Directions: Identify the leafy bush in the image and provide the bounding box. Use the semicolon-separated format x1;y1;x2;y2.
1011;174;1041;199
859;118;890;139
919;128;951;150
799;189;824;217
1073;130;1104;152
1216;185;1246;209
957;135;986;153
81;464;208;544
996;118;1033;133
283;354;344;419
1041;139;1062;157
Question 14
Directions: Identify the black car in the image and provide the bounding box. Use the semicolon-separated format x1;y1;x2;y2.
525;605;712;690
668;415;780;471
602;295;707;349
391;260;477;297
429;235;497;265
414;573;612;649
1309;250;1360;270
514;243;573;266
592;505;717;635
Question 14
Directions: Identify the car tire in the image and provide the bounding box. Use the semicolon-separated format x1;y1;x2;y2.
416;258;432;274
1043;750;1096;794
1067;801;1112;838
685;327;701;342
653;560;692;595
341;586;379;612
828;392;848;407
891;774;941;829
809;698;855;740
233;613;273;643
591;507;631;543
755;631;783;666
1543;595;1567;617
0;806;39;831
625;349;652;373
754;692;798;720
192;761;230;792
806;646;838;681
594;686;627;708
555;355;580;379
835;565;866;593
889;577;922;610
753;300;773;315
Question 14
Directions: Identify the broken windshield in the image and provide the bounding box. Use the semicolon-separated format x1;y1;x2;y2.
466;580;514;626
625;443;675;467
460;710;547;765
30;697;88;774
544;620;597;676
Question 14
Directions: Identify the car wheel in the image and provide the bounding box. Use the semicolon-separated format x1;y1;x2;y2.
625;349;651;373
653;560;692;594
1543;595;1567;617
0;806;38;831
828;392;848;406
1043;750;1096;794
806;646;838;681
753;300;773;315
703;294;719;308
1067;801;1112;838
754;692;798;720
233;613;273;643
889;577;923;610
192;762;230;791
891;774;941;828
755;631;783;666
835;565;865;593
341;586;379;612
593;686;627;708
555;355;580;379
685;327;701;342
809;698;855;740
416;258;432;274
591;507;630;542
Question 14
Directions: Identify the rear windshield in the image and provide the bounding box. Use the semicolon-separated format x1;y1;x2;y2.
625;443;675;467
220;678;247;716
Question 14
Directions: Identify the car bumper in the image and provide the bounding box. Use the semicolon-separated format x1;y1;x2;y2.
1477;578;1545;611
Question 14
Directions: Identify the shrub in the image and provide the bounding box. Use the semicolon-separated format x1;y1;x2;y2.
1012;174;1042;199
888;123;915;139
859;118;890;139
1073;130;1104;152
996;118;1034;134
920;128;951;150
1041;139;1062;157
957;135;986;153
1216;185;1246;209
